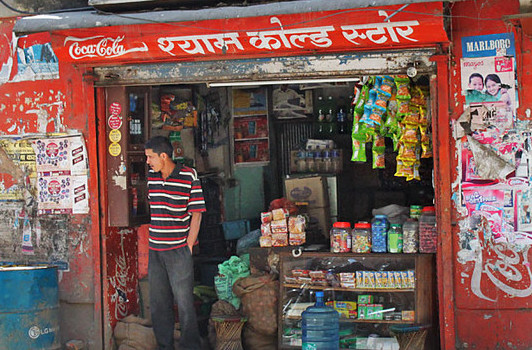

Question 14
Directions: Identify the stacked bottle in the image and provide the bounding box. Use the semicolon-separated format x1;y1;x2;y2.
371;215;389;253
352;222;371;253
302;291;340;350
419;206;437;253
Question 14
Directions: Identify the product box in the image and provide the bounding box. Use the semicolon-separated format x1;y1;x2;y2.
271;233;288;247
357;294;374;304
402;310;415;321
326;301;358;319
284;176;330;208
259;235;272;247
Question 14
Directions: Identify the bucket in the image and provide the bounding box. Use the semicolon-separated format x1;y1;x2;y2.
0;265;60;349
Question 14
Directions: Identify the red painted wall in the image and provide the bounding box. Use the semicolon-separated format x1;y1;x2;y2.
449;0;532;348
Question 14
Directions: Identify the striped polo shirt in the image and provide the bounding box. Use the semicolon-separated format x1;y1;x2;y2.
147;165;206;251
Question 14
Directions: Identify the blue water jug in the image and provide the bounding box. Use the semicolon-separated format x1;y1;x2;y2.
302;291;339;350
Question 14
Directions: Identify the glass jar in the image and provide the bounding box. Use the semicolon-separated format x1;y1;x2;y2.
330;222;351;253
419;206;437;253
371;215;388;253
387;223;403;253
402;218;419;253
352;222;371;253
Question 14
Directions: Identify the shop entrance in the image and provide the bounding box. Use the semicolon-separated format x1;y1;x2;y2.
95;52;441;348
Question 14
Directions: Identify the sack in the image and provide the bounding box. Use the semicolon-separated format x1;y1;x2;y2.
242;326;276;350
114;315;156;350
233;274;279;337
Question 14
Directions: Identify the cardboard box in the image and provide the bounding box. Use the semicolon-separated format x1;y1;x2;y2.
285;176;329;208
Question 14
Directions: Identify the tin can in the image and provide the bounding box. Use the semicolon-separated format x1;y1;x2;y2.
410;205;423;220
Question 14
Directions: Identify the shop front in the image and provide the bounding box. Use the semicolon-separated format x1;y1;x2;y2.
6;0;530;348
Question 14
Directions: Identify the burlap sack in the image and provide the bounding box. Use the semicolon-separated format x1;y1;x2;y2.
114;315;157;350
233;273;278;339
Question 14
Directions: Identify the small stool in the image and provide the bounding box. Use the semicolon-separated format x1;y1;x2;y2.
212;316;247;350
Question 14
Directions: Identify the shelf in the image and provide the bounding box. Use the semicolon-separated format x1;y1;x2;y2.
284;315;412;324
233;113;267;118
283;283;414;293
234;137;269;141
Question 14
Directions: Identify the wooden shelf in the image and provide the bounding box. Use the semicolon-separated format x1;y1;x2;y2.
284;315;413;324
283;283;414;293
234;137;269;141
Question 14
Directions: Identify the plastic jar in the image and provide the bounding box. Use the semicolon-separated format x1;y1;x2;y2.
352;222;371;253
419;206;437;253
330;222;352;253
387;223;403;253
402;218;419;253
371;215;388;253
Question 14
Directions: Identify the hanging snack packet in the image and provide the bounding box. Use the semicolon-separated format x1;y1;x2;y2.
410;86;426;107
406;161;421;181
368;105;387;126
375;89;392;108
418;106;429;126
395;159;409;178
394;76;411;100
397;98;411;118
352;139;367;162
366;88;377;107
372;134;386;169
397;142;419;162
354;85;369;117
400;124;419;144
379;75;395;94
402;109;420;126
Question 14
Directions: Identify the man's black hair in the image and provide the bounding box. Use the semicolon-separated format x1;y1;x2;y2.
469;73;483;83
145;136;173;158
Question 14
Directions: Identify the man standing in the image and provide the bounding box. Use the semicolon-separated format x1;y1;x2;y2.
145;136;205;349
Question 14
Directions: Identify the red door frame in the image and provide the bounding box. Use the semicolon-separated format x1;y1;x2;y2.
431;53;456;350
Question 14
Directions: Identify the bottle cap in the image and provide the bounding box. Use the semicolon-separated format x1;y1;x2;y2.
391;223;402;228
333;221;351;229
315;291;324;297
354;222;371;229
375;214;388;219
422;206;436;212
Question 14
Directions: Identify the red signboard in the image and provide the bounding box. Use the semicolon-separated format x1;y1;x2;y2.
51;2;448;64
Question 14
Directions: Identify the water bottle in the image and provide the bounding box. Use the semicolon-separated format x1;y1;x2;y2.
302;291;339;350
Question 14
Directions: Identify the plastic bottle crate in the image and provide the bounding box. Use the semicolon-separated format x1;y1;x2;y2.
222;220;250;240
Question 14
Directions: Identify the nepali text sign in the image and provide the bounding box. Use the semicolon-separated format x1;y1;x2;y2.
51;2;448;64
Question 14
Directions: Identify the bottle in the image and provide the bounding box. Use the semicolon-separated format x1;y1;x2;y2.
315;146;323;173
306;149;316;173
316;96;326;138
419;206;437;253
331;149;342;174
402;218;419;253
371;215;388;253
322;149;332;173
330;222;351;253
296;150;307;173
410;205;423;220
337;108;347;134
388;223;403;253
302;291;340;350
352;222;371;253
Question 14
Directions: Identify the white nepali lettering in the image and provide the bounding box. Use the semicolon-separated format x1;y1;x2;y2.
65;35;148;60
157;33;243;56
341;21;419;45
246;17;334;50
341;10;419;46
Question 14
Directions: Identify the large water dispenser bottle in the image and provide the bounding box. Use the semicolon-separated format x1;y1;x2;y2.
302;291;340;350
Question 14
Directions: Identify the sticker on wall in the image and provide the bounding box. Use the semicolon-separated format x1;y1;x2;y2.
109;142;121;157
108;114;123;130
109;129;122;143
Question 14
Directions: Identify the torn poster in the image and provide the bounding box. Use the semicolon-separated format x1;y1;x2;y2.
33;135;89;214
0;139;37;201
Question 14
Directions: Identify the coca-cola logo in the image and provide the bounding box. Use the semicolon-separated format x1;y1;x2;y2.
64;35;148;60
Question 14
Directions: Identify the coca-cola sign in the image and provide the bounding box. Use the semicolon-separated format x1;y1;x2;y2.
64;35;148;60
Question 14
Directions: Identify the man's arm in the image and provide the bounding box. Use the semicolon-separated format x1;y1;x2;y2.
187;211;202;253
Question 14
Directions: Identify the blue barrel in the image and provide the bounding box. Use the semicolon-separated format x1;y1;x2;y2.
0;265;60;349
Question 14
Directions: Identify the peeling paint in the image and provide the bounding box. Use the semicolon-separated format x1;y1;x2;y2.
483;314;493;319
112;173;127;190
